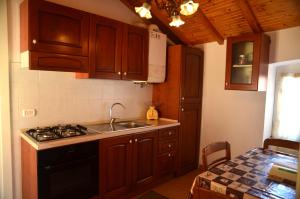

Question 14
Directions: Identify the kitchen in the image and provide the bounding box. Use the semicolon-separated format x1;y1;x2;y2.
0;0;300;199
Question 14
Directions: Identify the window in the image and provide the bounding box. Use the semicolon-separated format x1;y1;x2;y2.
272;73;300;141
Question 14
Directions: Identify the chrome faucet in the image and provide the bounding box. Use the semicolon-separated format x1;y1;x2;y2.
109;103;126;124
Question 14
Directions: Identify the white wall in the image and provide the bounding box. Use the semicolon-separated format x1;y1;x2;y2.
0;0;13;198
8;1;152;198
197;26;300;161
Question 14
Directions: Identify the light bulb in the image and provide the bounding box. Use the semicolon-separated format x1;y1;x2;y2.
135;2;152;19
180;0;199;16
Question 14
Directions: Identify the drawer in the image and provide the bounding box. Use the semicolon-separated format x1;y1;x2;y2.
156;152;176;177
158;139;177;154
159;128;177;140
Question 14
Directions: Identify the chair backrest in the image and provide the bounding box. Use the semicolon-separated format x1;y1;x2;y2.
202;141;231;171
263;138;299;151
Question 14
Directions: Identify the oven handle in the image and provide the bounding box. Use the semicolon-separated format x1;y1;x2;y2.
41;155;97;171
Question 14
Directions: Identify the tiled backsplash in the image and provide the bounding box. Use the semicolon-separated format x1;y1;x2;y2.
10;62;153;129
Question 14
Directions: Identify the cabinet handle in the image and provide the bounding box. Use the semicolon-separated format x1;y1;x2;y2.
123;72;127;76
129;139;132;143
168;153;171;157
168;144;172;148
168;131;172;136
118;71;121;75
181;108;184;112
181;97;184;101
135;138;138;142
225;82;228;86
32;39;37;44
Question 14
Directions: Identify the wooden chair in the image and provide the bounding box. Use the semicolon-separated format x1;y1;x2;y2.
202;141;231;171
263;138;299;151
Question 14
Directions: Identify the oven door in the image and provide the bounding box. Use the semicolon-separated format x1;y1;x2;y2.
38;155;98;199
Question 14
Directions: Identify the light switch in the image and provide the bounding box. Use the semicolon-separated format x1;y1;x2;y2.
22;109;36;118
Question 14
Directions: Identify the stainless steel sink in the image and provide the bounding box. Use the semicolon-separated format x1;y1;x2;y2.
86;121;151;133
115;121;150;128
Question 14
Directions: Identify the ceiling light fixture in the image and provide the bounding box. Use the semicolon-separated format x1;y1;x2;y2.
135;2;152;19
180;0;199;16
134;0;199;28
169;11;185;27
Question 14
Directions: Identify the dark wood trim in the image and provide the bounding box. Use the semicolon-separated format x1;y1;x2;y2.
21;138;38;199
197;9;224;45
119;0;186;45
236;0;262;33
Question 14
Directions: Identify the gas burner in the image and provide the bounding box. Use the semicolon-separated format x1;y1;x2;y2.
26;124;87;142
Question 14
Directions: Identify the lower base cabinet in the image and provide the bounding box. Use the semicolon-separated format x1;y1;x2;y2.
99;127;178;199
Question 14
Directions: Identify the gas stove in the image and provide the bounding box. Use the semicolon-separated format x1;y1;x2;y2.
26;124;88;142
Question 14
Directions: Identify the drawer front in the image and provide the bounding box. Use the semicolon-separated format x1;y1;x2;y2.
156;152;176;177
158;128;177;140
158;139;177;154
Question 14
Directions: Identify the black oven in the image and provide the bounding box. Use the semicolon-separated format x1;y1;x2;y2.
38;141;98;199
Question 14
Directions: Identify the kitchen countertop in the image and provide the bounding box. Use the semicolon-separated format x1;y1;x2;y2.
20;118;180;150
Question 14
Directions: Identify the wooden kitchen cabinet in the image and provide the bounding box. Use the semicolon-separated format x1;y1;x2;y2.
88;15;123;79
99;135;133;199
77;16;148;81
156;128;178;177
99;131;157;199
122;25;148;81
225;33;270;91
153;45;204;175
20;0;89;72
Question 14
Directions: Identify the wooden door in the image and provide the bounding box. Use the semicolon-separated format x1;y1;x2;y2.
178;103;202;174
132;131;157;189
99;135;133;199
179;46;203;174
28;0;89;56
122;25;148;81
89;15;123;79
180;47;204;104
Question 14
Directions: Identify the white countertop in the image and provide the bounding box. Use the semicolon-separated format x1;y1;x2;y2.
20;118;180;150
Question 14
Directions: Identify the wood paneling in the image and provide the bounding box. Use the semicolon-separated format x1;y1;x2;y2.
21;139;38;199
121;0;300;45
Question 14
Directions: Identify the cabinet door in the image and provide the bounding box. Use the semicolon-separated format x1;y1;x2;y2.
122;25;148;81
29;0;89;56
89;15;123;79
178;103;202;174
99;136;133;199
132;131;157;189
181;47;204;104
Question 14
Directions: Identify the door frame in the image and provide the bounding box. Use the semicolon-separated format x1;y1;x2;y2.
0;0;13;198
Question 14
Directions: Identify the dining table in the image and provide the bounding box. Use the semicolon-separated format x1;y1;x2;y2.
189;148;298;199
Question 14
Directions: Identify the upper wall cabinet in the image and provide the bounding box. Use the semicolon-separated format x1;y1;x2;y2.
20;0;89;72
89;15;123;79
122;25;148;81
225;33;270;91
87;15;148;81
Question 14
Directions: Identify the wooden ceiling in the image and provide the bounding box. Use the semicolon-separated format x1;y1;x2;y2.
121;0;300;45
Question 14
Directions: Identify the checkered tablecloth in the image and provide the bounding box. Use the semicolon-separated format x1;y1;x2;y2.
190;148;298;199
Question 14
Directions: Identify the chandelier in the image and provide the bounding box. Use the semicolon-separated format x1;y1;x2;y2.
135;0;199;27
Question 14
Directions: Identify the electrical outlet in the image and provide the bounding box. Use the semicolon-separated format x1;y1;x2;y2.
22;109;36;118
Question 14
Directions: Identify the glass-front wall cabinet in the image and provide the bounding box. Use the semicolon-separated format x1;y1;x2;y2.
225;34;270;91
231;41;253;84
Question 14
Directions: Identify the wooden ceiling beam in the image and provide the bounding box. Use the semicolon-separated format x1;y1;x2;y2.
197;9;224;45
120;0;187;45
236;0;262;33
